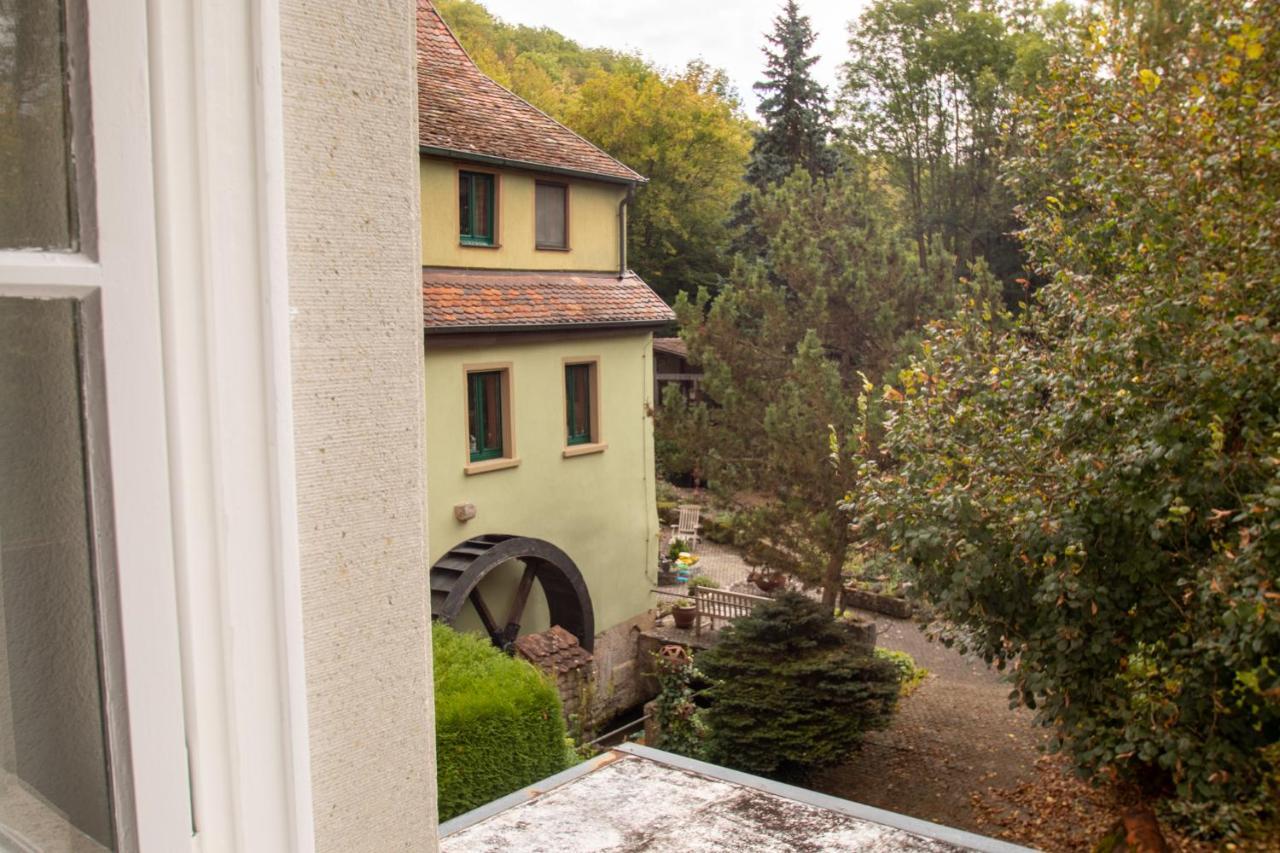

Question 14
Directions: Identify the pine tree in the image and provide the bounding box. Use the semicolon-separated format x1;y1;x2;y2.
747;0;837;188
733;1;837;254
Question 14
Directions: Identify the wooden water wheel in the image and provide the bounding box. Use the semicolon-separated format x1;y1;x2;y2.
429;534;595;652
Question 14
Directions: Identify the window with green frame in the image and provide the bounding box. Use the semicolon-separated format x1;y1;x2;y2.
459;170;495;246
468;370;505;461
565;363;594;445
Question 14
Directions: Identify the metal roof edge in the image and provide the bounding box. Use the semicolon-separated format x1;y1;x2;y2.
419;145;645;186
438;751;625;838
613;744;1037;853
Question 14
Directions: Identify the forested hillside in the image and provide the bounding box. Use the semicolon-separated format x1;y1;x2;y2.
435;0;753;302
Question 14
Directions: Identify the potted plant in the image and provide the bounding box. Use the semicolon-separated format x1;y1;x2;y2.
671;598;697;629
686;575;720;593
667;538;689;562
656;556;679;586
748;568;786;593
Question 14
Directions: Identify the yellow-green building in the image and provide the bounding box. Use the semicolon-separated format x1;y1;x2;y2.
418;3;673;715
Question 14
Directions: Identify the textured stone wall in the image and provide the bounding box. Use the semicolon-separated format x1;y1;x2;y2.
280;1;437;848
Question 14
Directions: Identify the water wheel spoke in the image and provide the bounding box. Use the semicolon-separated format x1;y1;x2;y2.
500;564;538;646
469;589;499;640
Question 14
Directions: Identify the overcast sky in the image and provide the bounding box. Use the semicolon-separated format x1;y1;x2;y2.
475;0;870;118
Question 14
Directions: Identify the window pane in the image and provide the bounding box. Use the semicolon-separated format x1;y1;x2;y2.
0;0;75;249
535;183;565;248
567;364;590;443
458;174;471;239
0;298;113;850
481;373;501;452
473;174;492;240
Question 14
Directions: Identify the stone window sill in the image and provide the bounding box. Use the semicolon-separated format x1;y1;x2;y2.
465;456;521;476
563;442;607;458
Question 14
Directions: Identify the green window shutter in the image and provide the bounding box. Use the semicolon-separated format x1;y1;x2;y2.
565;364;592;445
468;371;504;461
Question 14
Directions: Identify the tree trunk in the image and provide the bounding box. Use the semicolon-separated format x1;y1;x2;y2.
821;548;843;609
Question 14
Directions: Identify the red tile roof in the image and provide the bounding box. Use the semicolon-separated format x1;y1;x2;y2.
423;268;675;333
418;1;644;184
652;337;689;359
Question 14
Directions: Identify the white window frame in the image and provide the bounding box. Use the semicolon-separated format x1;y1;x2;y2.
0;1;313;850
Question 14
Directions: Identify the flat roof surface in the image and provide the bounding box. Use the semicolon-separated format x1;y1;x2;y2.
440;745;1034;853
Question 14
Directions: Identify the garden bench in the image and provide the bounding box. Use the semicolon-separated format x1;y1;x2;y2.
693;586;771;636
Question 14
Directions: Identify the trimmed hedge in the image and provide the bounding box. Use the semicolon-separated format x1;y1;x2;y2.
433;623;569;821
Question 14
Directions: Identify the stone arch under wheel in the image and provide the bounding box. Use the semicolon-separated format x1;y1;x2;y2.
429;534;595;652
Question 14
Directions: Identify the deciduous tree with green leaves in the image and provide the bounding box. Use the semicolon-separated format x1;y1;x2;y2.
856;0;1279;836
842;0;1069;301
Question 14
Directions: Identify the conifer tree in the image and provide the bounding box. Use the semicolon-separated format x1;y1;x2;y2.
732;1;837;255
696;592;899;782
746;0;837;189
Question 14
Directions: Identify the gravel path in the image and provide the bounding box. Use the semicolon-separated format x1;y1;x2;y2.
811;613;1048;834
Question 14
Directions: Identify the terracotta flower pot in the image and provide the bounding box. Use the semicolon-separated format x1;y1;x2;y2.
750;570;785;593
672;605;696;629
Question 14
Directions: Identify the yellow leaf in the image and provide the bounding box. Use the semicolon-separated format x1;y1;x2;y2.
1138;68;1161;93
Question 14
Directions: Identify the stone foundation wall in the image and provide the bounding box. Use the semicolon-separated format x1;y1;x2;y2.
588;611;658;726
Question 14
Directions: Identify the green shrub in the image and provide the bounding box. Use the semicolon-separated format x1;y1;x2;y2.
697;592;900;782
667;538;690;561
703;513;739;545
433;623;568;821
652;652;707;759
656;500;678;525
687;574;720;591
873;648;928;696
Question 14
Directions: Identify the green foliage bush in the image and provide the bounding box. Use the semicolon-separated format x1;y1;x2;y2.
686;574;720;591
433;623;569;821
655;500;678;525
873;648;928;696
702;513;739;545
652;653;707;759
855;1;1279;836
696;592;900;781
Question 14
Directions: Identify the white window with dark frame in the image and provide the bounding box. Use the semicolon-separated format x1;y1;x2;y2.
535;180;568;250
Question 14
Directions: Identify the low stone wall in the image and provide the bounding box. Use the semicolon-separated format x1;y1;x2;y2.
842;586;913;619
